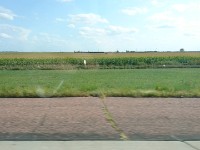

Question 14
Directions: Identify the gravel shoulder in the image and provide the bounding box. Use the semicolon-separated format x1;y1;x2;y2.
104;98;200;141
0;98;118;140
0;97;200;141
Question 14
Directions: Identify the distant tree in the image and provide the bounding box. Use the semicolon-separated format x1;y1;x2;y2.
180;48;185;52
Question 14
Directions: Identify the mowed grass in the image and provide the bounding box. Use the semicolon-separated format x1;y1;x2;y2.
0;68;200;98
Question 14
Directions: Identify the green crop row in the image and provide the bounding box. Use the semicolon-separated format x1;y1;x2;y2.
0;56;200;70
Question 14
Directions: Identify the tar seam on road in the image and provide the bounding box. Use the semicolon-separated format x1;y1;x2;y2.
171;135;200;150
100;98;129;141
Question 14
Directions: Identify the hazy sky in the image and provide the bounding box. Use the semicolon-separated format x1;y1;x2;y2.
0;0;200;52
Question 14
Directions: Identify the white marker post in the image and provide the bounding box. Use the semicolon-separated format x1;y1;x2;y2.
84;59;87;67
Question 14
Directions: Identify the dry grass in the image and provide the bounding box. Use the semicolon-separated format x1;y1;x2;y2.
1;52;200;59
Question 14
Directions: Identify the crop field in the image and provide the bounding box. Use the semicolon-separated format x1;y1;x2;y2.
1;52;200;58
0;52;200;70
0;69;200;98
0;52;200;98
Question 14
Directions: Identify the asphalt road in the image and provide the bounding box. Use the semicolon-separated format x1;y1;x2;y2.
0;97;200;141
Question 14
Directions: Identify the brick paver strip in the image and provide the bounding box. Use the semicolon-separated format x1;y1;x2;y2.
0;98;119;140
104;98;200;141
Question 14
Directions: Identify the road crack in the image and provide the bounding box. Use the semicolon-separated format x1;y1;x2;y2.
100;98;129;141
32;114;47;133
171;135;200;150
32;103;51;133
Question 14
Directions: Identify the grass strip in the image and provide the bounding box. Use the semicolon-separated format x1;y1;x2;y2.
0;69;200;98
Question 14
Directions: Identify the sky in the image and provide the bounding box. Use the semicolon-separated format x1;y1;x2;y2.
0;0;200;52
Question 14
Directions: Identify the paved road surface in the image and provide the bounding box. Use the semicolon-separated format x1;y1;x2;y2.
0;97;200;141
